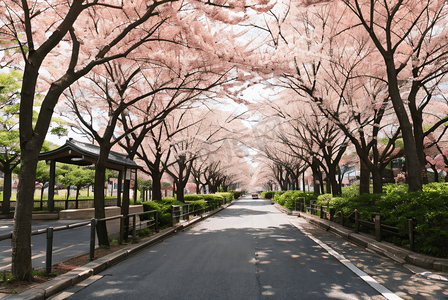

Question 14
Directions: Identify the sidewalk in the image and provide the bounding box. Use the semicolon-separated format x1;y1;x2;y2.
272;202;448;274
1;202;235;300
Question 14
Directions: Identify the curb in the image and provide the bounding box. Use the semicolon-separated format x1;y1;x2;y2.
3;201;235;300
272;202;448;274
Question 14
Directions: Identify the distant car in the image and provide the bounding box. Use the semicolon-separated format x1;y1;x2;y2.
252;193;258;199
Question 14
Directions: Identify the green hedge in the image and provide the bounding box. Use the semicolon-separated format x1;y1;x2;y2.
323;183;448;257
271;184;448;257
141;193;230;227
271;190;318;209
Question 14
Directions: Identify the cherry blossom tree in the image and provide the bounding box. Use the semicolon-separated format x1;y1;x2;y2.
0;0;274;280
339;0;448;191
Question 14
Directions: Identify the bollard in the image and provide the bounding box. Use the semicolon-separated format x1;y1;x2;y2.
90;218;96;261
354;210;360;233
46;227;53;274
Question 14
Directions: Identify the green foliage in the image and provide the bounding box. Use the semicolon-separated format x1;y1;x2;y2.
141;193;228;227
328;182;448;257
341;183;360;198
136;228;152;237
317;194;333;202
141;198;184;226
272;190;317;209
137;178;152;192
0;271;13;283
382;183;408;194
58;163;95;190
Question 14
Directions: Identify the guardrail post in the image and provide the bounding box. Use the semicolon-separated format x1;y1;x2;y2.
339;211;344;226
375;214;381;242
186;205;190;221
46;227;53;274
119;216;124;245
155;211;159;233
320;205;323;219
408;218;414;251
171;206;174;227
132;214;137;243
354;210;359;233
90;218;96;261
330;208;335;222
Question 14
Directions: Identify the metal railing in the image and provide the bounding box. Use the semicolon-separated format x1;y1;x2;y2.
171;200;226;226
126;210;158;243
0;210;159;274
340;210;415;250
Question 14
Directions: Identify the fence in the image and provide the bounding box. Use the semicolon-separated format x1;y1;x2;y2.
171;199;227;226
292;197;416;251
0;210;159;274
286;197;415;250
0;199;119;212
335;209;415;250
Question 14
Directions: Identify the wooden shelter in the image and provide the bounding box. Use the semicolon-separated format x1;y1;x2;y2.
38;138;140;212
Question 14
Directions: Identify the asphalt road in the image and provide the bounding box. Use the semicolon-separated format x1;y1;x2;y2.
0;219;92;272
59;197;448;300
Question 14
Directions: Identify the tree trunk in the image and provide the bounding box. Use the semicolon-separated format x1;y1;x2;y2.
12;149;39;281
94;147;110;248
311;158;320;194
328;168;341;196
176;183;185;203
65;186;70;209
2;167;12;215
152;171;162;201
121;179;130;240
385;57;422;191
431;165;439;182
359;159;370;195
40;185;44;211
326;176;331;194
371;169;383;194
76;186;80;209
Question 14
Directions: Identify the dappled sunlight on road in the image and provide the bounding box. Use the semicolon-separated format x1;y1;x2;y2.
65;198;448;300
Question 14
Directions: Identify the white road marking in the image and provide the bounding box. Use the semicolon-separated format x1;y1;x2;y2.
0;244;77;271
289;220;403;300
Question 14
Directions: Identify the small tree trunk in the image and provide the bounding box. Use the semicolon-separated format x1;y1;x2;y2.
121;179;130;240
359;159;370;195
93;147;110;248
76;186;80;209
372;169;383;194
65;186;70;209
152;171;162;201
2;167;11;215
40;185;44;211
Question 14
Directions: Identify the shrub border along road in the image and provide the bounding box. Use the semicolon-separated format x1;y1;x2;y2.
272;201;448;275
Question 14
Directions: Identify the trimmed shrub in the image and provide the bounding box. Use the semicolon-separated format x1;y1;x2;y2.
262;191;275;199
141;198;183;226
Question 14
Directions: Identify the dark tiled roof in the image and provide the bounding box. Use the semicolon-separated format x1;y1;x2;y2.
38;139;140;170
